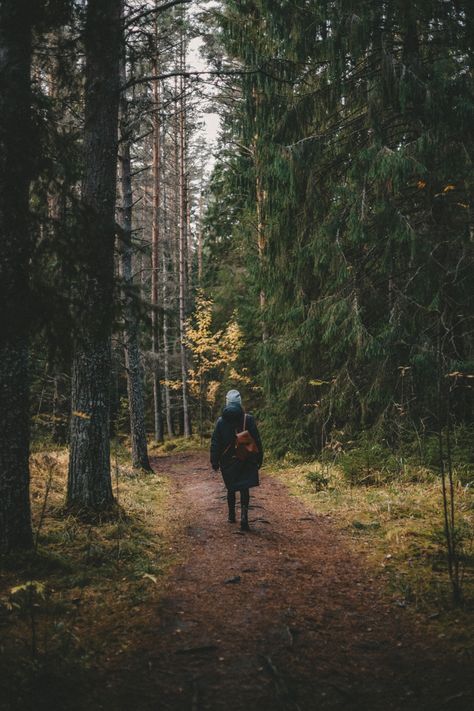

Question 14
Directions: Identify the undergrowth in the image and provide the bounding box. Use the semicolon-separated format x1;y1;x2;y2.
149;433;207;455
270;454;474;654
0;449;177;711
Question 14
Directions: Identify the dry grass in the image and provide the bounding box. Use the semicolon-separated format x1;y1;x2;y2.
269;459;474;651
0;447;179;709
148;433;208;455
2;443;473;705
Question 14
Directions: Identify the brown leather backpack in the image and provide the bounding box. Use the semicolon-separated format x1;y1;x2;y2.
235;414;259;461
224;413;259;462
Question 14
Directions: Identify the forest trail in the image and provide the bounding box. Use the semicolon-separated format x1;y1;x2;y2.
100;452;472;711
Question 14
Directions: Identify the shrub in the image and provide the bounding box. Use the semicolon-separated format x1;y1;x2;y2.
336;432;401;485
306;470;330;491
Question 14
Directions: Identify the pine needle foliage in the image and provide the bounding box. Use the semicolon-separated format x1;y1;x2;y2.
203;0;474;456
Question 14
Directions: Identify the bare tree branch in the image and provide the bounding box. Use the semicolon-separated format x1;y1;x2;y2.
123;68;262;90
124;0;193;27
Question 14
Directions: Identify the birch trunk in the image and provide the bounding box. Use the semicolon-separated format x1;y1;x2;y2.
67;0;121;512
0;0;33;551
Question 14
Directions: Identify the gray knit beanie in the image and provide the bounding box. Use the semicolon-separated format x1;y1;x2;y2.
225;389;242;406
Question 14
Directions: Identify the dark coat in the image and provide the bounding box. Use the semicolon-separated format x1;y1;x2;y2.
210;403;263;492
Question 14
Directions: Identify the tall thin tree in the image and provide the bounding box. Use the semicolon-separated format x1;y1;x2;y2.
161;142;175;436
178;25;190;436
151;33;165;443
118;15;152;470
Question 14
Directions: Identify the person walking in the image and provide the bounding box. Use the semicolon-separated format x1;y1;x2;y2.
210;389;263;531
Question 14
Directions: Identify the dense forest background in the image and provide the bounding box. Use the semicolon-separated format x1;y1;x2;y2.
1;0;473;578
2;3;474;707
202;0;474;458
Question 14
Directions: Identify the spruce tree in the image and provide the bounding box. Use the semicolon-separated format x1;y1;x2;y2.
202;0;474;454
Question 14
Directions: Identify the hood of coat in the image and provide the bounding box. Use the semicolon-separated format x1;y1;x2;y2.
222;402;244;425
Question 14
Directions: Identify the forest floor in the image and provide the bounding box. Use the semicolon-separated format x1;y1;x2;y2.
1;449;474;710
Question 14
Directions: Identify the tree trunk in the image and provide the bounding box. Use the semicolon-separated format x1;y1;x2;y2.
255;159;268;343
151;50;164;443
178;33;190;437
161;161;175;437
52;374;69;445
186;177;193;288
0;0;34;552
197;188;204;282
47;26;70;446
118;41;152;470
67;0;121;513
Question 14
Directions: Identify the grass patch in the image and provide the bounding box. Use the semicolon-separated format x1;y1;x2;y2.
149;433;207;455
269;458;474;649
0;448;179;710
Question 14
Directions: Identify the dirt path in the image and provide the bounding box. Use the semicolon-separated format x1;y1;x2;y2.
103;452;472;711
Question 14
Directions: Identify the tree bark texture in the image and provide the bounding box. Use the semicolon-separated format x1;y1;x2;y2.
119;47;152;470
67;0;121;512
0;0;34;552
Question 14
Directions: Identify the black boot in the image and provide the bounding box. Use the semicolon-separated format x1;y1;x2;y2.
240;504;250;531
227;492;236;523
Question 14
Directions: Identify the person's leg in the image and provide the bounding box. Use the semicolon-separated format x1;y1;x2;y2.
240;488;250;530
227;490;236;522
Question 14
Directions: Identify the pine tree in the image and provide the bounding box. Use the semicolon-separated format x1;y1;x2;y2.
118;12;152;470
150;37;165;444
178;20;191;437
67;0;121;512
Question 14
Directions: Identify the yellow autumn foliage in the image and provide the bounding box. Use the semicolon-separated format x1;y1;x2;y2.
184;289;244;407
